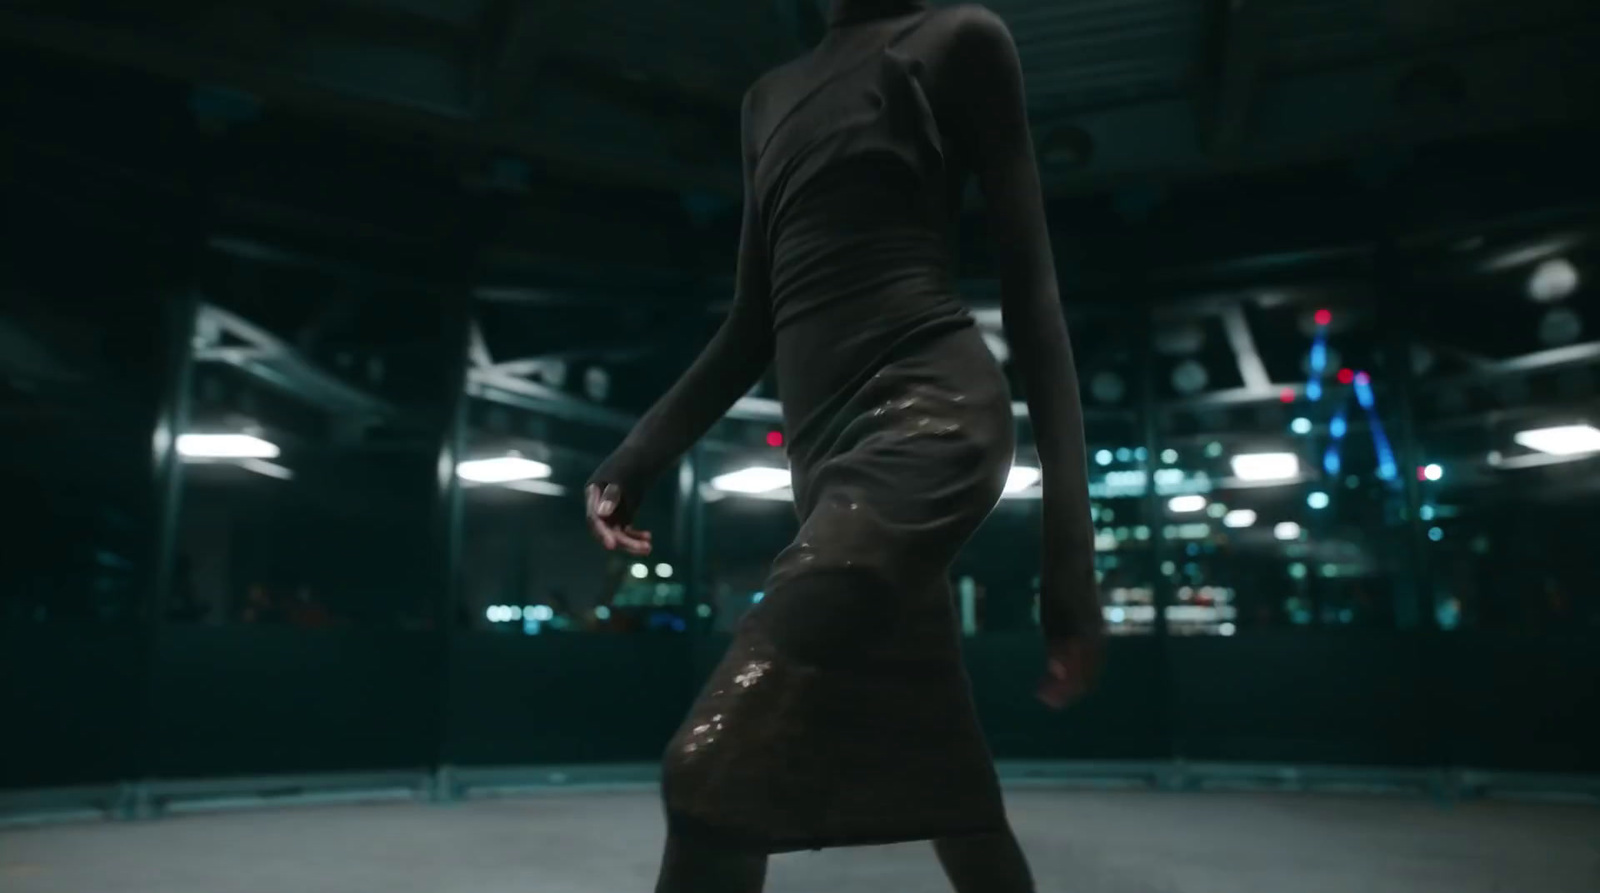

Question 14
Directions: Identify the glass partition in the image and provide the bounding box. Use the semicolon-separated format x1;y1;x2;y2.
0;253;169;626
461;297;690;637
172;254;452;630
990;307;1156;635
1149;287;1415;633
1403;222;1600;631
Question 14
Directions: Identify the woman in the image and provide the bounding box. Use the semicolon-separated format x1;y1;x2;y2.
585;1;1103;889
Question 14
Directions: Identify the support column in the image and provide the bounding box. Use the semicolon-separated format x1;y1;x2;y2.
676;445;708;631
1139;310;1172;640
149;291;199;627
429;291;473;799
1138;305;1182;763
1375;245;1431;630
130;285;199;811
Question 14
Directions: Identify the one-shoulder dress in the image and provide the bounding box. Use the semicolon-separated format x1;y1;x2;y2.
589;9;1038;854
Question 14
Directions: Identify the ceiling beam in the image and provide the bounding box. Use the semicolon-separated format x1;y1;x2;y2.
475;0;569;123
0;9;741;198
1219;305;1273;394
1415;339;1600;392
265;0;475;55
1196;0;1266;156
468;366;636;431
196;303;394;420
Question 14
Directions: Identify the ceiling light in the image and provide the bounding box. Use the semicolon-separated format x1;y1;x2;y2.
710;466;791;494
1222;509;1256;528
1513;424;1600;456
457;456;552;483
1167;495;1207;513
1528;257;1578;302
177;433;280;459
1005;466;1041;494
1230;452;1299;482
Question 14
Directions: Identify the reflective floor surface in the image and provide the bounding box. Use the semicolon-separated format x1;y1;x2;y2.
1;787;1595;892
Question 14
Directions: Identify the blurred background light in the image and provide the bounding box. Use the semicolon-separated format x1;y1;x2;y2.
1230;452;1299;482
177;433;279;459
1222;509;1257;528
1514;424;1600;456
457;455;552;483
710;466;791;493
1167;495;1207;513
1527;257;1578;301
1005;465;1042;494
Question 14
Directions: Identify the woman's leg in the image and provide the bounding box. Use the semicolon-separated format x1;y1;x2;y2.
933;826;1036;893
654;828;769;893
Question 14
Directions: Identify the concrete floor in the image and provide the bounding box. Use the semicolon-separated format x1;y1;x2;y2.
1;788;1596;892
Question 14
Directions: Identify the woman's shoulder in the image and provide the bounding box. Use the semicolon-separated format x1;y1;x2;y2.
927;4;1018;63
742;53;808;132
740;6;1018;127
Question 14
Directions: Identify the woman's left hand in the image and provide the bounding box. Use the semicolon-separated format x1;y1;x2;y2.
1036;633;1103;710
585;482;654;556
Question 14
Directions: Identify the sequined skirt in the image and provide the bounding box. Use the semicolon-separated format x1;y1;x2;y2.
662;323;1016;853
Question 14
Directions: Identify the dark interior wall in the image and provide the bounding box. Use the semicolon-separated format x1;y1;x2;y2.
4;23;1600;793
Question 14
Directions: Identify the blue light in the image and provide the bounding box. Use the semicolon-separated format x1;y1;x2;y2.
1428;526;1444;542
751;591;765;603
1323;444;1342;476
1307;491;1330;509
648;611;686;632
1373;427;1398;480
1305;332;1329;402
1330;412;1347;440
1290;417;1313;435
1354;376;1375;411
1353;378;1399;486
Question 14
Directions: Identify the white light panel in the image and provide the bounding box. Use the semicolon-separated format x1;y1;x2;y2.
710;466;792;494
1230;452;1299;482
457;456;552;483
177;433;280;459
1004;465;1041;494
1513;424;1600;456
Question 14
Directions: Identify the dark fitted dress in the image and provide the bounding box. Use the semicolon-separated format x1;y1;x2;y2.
588;4;1099;855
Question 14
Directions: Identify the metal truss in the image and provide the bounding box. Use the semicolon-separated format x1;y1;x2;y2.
192;303;394;422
